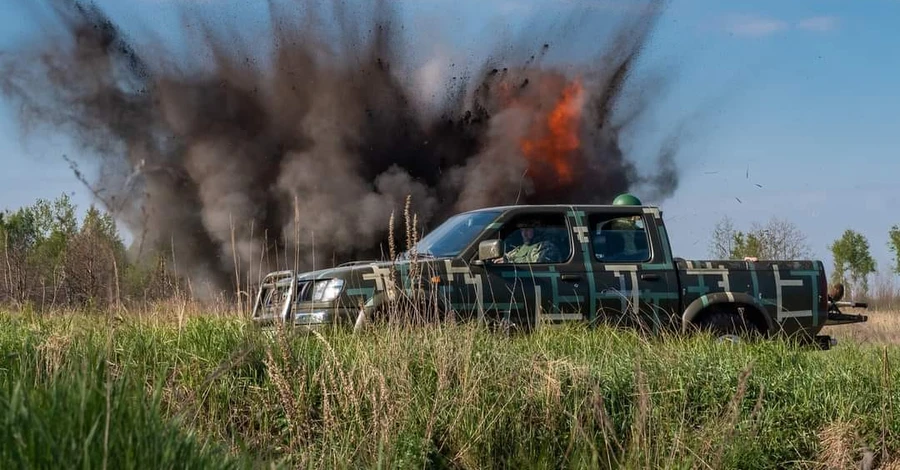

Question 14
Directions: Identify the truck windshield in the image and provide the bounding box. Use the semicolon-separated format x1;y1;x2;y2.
405;210;502;258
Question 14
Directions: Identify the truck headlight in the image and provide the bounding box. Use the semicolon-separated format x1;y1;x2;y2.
312;279;344;302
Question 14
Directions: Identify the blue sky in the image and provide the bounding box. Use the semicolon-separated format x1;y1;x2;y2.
1;0;898;276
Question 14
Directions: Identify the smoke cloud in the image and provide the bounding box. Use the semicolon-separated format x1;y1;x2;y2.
0;0;687;295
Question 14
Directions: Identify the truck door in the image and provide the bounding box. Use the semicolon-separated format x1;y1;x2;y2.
479;208;585;330
582;209;681;333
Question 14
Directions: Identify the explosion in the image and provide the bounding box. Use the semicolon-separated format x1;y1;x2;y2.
0;0;686;297
520;78;585;187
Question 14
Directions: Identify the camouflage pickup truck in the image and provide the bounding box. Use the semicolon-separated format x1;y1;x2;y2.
251;195;867;348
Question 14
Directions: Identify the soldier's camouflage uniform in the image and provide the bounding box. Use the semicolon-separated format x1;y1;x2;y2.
505;238;560;263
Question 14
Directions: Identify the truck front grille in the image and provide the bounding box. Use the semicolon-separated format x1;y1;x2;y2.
295;281;314;302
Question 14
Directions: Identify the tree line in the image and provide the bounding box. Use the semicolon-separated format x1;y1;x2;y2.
2;193;899;311
710;215;900;300
0;194;182;311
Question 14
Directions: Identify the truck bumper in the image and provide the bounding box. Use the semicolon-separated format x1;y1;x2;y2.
826;311;868;326
251;306;358;328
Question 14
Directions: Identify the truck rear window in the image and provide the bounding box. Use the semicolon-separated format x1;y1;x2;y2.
589;214;652;263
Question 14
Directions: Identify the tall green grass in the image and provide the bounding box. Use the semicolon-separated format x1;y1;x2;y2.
0;310;897;469
0;313;248;469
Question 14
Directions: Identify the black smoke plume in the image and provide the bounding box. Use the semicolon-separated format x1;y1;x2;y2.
0;0;684;296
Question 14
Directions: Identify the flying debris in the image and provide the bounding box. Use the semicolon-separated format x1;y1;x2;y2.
0;0;690;296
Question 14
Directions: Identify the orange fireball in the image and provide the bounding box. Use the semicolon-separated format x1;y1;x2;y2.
520;79;584;185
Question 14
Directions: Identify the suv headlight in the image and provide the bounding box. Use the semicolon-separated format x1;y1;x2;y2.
312;279;344;302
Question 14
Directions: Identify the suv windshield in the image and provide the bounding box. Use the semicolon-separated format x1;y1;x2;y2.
404;210;502;258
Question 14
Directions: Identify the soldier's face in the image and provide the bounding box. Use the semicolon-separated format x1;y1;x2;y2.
521;227;534;241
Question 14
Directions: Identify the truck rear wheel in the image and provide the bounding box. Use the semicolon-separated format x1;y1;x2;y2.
695;307;762;342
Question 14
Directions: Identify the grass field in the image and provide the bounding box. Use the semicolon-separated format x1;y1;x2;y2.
0;306;898;469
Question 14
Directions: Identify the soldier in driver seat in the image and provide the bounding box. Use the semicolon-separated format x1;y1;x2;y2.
497;219;561;264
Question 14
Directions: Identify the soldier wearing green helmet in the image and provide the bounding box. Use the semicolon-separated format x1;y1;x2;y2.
604;193;647;259
613;193;642;206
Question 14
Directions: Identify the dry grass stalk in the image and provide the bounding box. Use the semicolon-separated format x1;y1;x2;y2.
388;209;397;282
817;419;867;470
404;196;420;318
748;382;766;436
265;347;301;449
310;328;364;446
37;332;72;379
592;385;624;462
882;346;895;464
877;458;900;470
709;362;754;469
293;193;301;275
230;213;240;308
628;360;651;466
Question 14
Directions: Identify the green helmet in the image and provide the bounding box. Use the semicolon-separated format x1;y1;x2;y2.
612;193;642;206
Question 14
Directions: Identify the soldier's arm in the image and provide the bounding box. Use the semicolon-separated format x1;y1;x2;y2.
501;246;519;263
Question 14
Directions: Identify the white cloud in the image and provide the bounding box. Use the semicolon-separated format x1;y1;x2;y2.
796;16;839;32
724;14;789;37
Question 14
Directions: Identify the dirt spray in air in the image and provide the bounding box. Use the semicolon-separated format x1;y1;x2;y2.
0;0;685;297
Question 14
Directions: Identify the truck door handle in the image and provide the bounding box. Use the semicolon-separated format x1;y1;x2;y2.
561;274;582;282
640;273;661;281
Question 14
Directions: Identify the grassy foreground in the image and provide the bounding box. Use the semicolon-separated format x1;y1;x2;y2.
0;310;898;469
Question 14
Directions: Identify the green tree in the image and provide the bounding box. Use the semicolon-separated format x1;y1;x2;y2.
829;229;877;298
81;206;124;248
29;194;80;305
32;194;78;260
710;216;737;259
731;231;765;260
709;216;812;260
2;207;39;251
889;225;900;275
63;204;129;308
0;194;135;309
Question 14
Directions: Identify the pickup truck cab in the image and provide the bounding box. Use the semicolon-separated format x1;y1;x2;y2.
251;200;866;347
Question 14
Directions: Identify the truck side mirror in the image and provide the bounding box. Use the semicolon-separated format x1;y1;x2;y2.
477;239;503;262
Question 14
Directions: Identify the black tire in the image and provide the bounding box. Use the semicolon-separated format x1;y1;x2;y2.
696;307;762;342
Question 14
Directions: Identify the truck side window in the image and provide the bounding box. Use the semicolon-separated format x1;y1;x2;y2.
496;213;572;264
590;214;651;263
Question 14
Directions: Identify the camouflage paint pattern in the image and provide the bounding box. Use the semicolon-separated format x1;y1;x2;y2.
252;204;830;340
